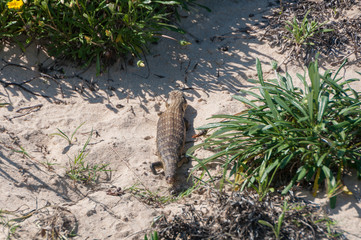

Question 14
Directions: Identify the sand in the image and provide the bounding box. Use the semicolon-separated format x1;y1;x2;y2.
0;0;360;239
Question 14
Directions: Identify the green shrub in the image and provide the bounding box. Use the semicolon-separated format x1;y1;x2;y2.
1;0;205;71
188;57;361;208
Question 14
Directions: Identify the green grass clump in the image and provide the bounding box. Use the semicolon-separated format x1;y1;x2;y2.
284;10;333;46
67;129;111;184
188;57;361;208
1;0;206;72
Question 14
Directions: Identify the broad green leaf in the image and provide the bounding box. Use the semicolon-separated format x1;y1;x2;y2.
339;103;361;115
307;90;314;123
273;96;294;114
232;95;258;108
308;60;320;102
153;1;181;4
333;58;348;81
238;89;263;100
322;165;332;179
260;159;280;183
285;72;294;91
317;95;329;122
297;166;308;181
261;88;280;120
280;154;294;169
277;143;290;152
282;177;296;194
289;99;308;118
258;220;274;229
317;152;329;167
256;58;265;86
297;72;308;94
247;78;260;84
330;196;337;209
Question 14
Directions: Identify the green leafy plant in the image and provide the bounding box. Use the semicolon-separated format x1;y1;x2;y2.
284;10;333;46
258;200;288;240
51;122;85;145
188;57;361;208
314;217;342;238
67;129;110;184
0;0;208;72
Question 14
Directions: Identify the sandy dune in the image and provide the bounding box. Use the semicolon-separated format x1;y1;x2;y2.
1;0;360;239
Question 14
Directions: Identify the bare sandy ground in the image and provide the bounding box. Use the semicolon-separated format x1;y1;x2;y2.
0;0;360;239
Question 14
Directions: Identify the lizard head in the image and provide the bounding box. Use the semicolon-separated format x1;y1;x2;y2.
168;90;187;113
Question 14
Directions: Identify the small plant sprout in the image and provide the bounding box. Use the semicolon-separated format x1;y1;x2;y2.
12;146;31;159
41;159;58;171
66;128;111;184
258;200;288;240
144;231;159;240
51;122;85;145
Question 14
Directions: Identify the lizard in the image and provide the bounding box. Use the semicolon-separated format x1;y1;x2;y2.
150;90;188;185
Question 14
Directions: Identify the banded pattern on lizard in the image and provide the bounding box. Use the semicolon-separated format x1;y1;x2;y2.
151;90;188;184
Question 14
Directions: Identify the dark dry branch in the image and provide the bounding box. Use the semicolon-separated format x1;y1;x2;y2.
153;189;345;240
5;104;43;121
262;0;361;65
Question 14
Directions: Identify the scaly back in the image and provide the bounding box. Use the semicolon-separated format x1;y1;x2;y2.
156;90;187;183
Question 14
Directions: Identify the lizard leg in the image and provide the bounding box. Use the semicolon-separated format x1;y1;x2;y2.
177;155;189;168
150;161;163;175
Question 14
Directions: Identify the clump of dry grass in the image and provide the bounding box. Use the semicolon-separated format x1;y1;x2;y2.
152;188;344;239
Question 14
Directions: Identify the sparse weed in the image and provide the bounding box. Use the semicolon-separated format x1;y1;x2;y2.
315;218;343;238
126;171;206;206
126;183;178;205
12;146;31;159
41;159;58;171
284;10;333;46
51;122;85;145
258;200;288;240
0;209;28;240
66;129;111;184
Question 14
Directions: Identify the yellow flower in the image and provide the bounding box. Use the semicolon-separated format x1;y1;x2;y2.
7;0;24;10
84;36;91;44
